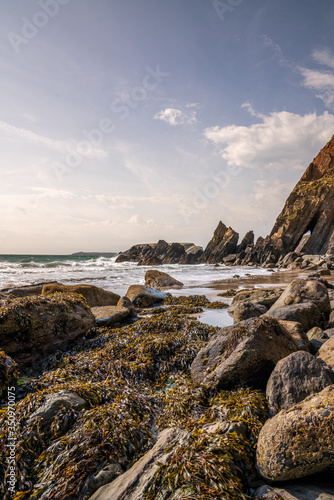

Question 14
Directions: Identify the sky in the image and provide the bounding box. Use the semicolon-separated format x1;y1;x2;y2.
1;0;334;254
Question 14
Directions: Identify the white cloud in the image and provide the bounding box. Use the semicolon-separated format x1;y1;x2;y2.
299;49;334;109
204;109;334;171
154;107;198;126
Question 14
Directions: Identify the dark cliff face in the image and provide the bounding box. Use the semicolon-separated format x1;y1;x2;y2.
267;135;334;256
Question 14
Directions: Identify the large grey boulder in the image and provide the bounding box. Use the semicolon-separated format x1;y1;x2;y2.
228;301;267;323
231;287;284;308
266;302;322;332
266;351;333;416
256;385;334;482
145;270;183;289
190;317;298;391
89;427;189;500
268;278;330;316
125;285;168;308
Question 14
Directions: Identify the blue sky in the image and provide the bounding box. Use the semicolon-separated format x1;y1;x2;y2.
1;0;334;253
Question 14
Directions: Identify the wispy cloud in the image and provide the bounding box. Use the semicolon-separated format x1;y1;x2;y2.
299;49;334;109
154;105;198;126
204;107;334;171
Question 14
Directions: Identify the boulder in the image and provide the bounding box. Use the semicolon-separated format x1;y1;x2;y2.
89;427;190;500
228;301;267;323
0;350;18;392
256;385;334;482
27;390;89;432
91;306;131;327
318;336;334;370
278;320;311;352
329;310;334;327
231;287;284;308
266;302;322;332
266;351;333;416
190;317;298;391
0;294;95;365
268;278;331;316
0;282;59;298
253;482;334;499
125;285;168;308
325;328;334;338
144;270;183;289
42;283;120;307
306;326;328;340
117;296;137;316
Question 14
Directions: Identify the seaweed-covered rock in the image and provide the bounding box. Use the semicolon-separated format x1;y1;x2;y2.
268;279;330;316
91;306;132;327
0;350;18;392
318;336;334;370
256;385;334;481
89;427;190;500
27;390;89;432
0;293;95;365
191;317;298;391
266;351;333;416
42;283;120;307
145;270;183;288
125;285;168;307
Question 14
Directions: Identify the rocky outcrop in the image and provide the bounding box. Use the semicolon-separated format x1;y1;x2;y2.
190;316;298;391
256;385;334;482
42;284;120;307
125;285;168;308
116;240;204;265
204;221;239;263
145;270;183;289
266;351;333;415
0;294;95;365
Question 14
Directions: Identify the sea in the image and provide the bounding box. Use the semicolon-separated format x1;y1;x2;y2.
0;254;275;327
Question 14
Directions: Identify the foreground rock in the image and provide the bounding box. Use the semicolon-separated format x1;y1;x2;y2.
91;306;132;327
268;278;331;316
318;336;334;369
254;481;334;499
266;351;333;415
191;317;298;391
0;350;18;392
278;320;311;351
27;390;89;432
231;287;284;308
0;282;59;298
228;300;267;323
0;294;95;365
145;270;183;289
256;385;334;481
265;278;330;331
42;283;120;307
89;427;189;500
125;285;168;308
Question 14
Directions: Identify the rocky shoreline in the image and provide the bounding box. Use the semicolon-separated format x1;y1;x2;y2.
0;267;333;499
